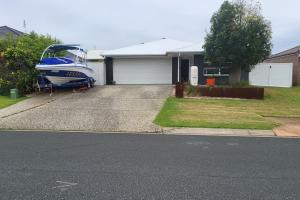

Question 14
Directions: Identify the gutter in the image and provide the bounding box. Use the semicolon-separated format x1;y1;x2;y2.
167;51;204;54
103;52;205;58
102;54;168;58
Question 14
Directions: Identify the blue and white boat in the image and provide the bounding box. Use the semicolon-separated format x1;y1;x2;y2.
36;44;95;87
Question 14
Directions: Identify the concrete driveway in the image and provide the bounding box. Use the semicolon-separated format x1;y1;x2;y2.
0;85;171;132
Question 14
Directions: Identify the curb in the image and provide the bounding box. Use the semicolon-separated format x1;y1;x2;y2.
0;128;276;138
161;127;277;137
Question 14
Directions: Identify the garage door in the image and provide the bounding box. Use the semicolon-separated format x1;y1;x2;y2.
113;58;172;84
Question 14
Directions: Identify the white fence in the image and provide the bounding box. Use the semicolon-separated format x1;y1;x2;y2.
249;63;293;88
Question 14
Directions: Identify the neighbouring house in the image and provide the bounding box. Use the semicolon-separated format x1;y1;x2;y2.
0;26;24;38
102;38;230;85
86;50;105;85
264;46;300;86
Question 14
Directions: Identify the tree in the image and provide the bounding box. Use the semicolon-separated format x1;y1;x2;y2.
203;0;272;83
0;32;60;95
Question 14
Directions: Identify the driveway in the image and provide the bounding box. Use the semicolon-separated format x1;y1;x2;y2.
0;85;172;132
272;117;300;137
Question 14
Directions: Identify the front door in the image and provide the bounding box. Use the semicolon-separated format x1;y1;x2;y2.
180;59;189;82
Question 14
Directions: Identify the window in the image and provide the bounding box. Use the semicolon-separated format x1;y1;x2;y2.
203;67;230;77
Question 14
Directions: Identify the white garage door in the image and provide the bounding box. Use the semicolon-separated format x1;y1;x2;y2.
113;58;172;84
249;63;293;88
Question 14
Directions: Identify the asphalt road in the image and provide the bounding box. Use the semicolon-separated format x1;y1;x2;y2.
0;132;299;200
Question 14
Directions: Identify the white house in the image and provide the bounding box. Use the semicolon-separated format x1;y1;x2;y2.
102;38;207;85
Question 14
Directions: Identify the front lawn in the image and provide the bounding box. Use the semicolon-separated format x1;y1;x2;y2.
0;96;26;109
154;87;300;130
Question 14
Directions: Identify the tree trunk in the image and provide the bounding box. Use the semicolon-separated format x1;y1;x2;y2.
240;67;249;82
229;67;241;84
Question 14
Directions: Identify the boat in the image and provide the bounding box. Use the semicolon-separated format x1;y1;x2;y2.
36;44;95;88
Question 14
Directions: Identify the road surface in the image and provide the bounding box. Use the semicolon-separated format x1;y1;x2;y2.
0;131;299;199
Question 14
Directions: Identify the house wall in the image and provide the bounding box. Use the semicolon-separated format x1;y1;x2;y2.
194;54;207;85
183;55;194;82
105;54;206;85
171;54;206;84
105;57;113;85
172;57;178;84
87;60;105;85
265;53;300;85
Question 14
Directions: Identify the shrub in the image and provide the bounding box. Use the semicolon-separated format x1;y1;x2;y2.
231;80;250;88
0;32;60;95
0;77;13;95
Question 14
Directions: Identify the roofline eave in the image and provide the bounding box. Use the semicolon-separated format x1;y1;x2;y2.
102;54;167;58
167;51;204;54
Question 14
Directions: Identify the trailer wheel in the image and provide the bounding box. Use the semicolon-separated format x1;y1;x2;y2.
87;81;91;88
90;79;95;88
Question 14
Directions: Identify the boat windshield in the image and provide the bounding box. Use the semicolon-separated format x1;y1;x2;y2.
40;45;87;65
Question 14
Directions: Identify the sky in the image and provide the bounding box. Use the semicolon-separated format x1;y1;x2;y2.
1;0;299;54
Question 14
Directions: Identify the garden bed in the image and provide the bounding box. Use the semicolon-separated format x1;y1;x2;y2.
185;85;264;100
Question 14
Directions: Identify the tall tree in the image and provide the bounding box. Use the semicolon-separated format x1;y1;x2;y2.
203;0;272;83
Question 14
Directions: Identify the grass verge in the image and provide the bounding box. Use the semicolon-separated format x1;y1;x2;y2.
0;96;26;109
154;87;300;130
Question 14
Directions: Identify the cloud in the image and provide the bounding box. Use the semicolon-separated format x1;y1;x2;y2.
0;0;299;53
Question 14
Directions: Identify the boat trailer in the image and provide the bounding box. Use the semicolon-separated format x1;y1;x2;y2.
35;75;95;95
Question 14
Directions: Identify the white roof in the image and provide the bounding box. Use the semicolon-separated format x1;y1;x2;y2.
103;38;201;57
87;50;105;60
168;42;203;53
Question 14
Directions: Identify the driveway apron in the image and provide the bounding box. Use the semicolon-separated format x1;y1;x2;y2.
0;85;171;132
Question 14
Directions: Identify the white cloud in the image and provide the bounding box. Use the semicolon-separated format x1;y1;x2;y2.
0;0;299;53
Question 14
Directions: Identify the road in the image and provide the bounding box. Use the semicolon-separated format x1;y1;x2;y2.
0;131;299;200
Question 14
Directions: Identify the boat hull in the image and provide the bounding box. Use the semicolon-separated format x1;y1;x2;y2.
45;76;86;85
36;64;95;86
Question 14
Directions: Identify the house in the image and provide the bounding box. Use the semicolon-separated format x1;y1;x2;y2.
0;26;24;38
265;46;300;85
102;38;215;85
86;50;105;85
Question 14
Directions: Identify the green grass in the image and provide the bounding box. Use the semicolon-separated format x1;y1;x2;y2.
154;87;300;130
0;96;26;109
